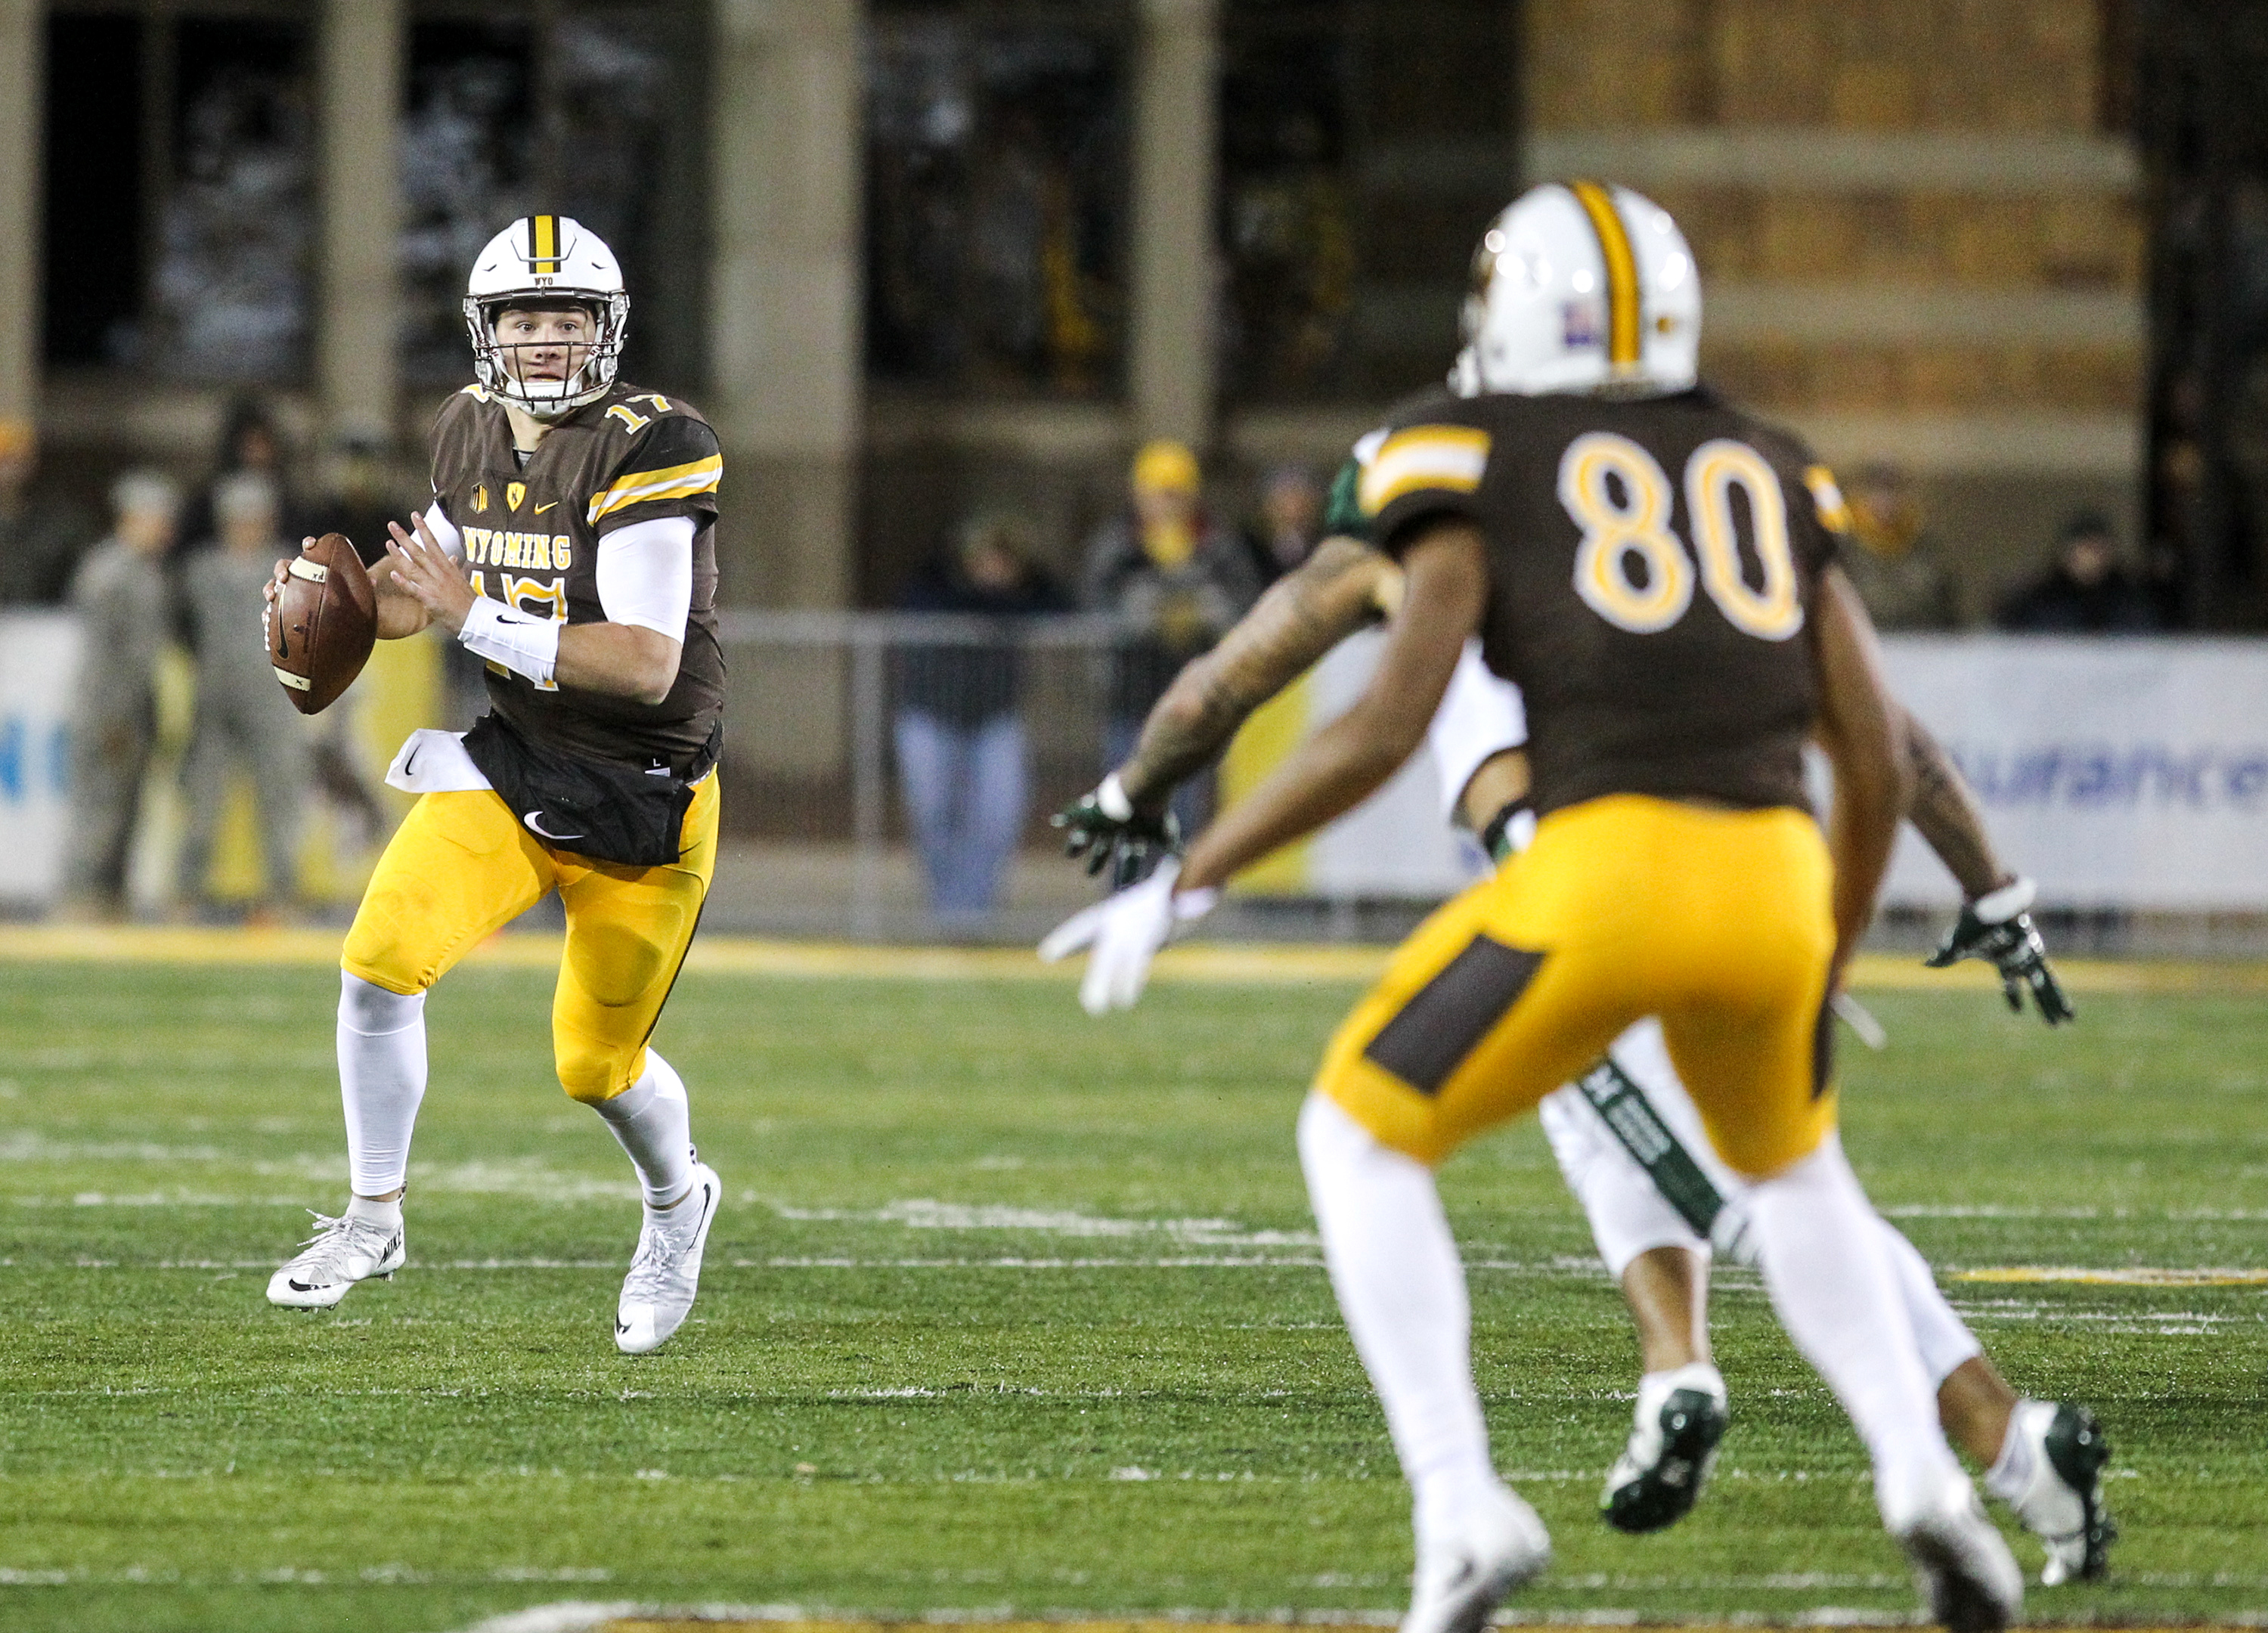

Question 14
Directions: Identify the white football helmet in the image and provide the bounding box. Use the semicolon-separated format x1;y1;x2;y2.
462;215;629;418
1449;181;1699;398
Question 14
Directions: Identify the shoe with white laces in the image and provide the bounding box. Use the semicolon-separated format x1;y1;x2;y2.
266;1207;405;1309
1402;1482;1552;1633
1989;1399;2117;1585
1601;1362;1729;1533
1892;1473;2025;1633
615;1160;720;1356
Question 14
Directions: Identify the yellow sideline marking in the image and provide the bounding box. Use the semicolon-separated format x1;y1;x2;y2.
1957;1266;2268;1288
2;925;2268;994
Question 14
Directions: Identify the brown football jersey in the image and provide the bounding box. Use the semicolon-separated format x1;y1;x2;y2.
428;380;724;772
1359;386;1846;817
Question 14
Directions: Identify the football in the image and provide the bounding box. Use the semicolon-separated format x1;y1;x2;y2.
268;531;378;715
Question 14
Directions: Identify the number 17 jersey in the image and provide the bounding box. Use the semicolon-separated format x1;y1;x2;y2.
1356;385;1846;820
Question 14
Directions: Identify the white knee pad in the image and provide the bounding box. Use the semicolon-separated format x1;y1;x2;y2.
339;971;426;1036
1540;1086;1708;1278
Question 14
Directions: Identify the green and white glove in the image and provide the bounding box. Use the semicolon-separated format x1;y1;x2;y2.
1052;772;1181;890
1926;875;2075;1025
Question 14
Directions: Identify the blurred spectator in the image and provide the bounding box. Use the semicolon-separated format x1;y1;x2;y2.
1997;511;2161;634
1840;463;1961;631
178;473;310;920
298;430;398;856
301;429;401;567
1082;441;1260;835
59;472;181;919
1245;462;1324;583
0;417;96;606
179;395;296;564
894;513;1069;928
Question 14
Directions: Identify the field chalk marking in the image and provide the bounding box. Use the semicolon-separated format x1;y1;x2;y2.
1957;1266;2268;1287
4;925;2266;996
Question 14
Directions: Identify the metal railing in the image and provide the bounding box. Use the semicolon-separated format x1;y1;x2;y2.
711;609;1165;939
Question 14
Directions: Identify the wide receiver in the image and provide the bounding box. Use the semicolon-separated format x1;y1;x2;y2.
266;215;727;1356
1046;182;2028;1632
1058;533;2110;1583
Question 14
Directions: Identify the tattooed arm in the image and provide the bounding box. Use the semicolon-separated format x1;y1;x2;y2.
1116;536;1402;807
1901;705;2010;899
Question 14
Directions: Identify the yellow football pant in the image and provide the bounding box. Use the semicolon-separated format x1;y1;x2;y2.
1315;794;1839;1176
342;774;719;1104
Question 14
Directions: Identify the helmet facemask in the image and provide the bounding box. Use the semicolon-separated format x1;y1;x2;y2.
463;290;630;420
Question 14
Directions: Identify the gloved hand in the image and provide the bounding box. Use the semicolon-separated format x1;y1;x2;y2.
1052;772;1181;890
1926;875;2075;1025
1037;859;1219;1015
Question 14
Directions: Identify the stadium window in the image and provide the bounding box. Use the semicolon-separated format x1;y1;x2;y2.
42;4;316;384
402;2;705;392
41;14;144;370
865;2;1131;399
1217;0;1520;404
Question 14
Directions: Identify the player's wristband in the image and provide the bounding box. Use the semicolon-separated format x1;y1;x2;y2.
457;596;560;686
1095;771;1136;823
1478;798;1535;865
1970;875;2037;925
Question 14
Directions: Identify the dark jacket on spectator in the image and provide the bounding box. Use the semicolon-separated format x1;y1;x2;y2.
894;556;1070;728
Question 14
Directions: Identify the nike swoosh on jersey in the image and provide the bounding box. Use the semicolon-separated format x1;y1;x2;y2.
534;501;557;514
523;810;586;842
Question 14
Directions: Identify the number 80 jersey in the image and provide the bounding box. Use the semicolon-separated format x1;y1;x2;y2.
1356;385;1848;820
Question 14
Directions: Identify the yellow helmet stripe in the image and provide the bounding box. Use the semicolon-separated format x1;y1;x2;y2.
1569;181;1641;367
530;214;559;275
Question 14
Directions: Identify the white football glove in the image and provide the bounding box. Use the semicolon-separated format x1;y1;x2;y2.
1037;860;1219;1015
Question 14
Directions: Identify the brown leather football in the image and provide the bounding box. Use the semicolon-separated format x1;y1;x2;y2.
268;532;377;715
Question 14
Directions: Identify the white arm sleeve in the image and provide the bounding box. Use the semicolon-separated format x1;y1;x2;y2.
595;515;694;640
421;502;465;561
458;597;559;686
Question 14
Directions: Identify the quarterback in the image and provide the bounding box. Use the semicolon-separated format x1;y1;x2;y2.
266;215;727;1356
1048;184;2030;1632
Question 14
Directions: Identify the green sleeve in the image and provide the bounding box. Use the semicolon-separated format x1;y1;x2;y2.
1321;457;1369;541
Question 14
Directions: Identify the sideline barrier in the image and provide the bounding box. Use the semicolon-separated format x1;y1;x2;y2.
10;609;2268;918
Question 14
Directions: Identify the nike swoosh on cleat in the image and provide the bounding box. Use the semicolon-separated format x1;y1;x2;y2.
523;810;585;842
287;1279;326;1292
615;1319;632;1335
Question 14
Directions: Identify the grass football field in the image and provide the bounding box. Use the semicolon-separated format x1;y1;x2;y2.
1;942;2263;1633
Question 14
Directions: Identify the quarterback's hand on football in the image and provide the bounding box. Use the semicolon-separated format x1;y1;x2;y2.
1037;859;1219;1015
1052;772;1181;889
383;514;476;634
1926;875;2075;1025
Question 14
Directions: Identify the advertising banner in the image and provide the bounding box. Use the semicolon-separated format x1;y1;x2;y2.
1879;637;2268;909
1226;632;2268;910
0;611;85;905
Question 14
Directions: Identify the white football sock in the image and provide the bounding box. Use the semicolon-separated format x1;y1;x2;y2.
1297;1092;1499;1549
339;972;427;1198
1874;1214;1984;1385
593;1049;695;1209
1749;1136;1964;1526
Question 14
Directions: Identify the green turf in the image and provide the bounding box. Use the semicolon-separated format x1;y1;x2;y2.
0;959;2263;1632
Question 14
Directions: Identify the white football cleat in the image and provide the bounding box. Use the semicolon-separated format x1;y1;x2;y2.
1992;1399;2117;1585
1892;1474;2025;1633
615;1160;720;1356
266;1208;405;1309
1402;1482;1551;1633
